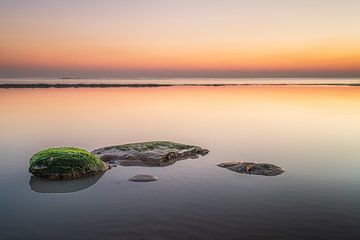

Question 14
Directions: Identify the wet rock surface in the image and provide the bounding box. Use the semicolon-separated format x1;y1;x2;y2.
218;162;285;176
128;174;159;182
92;141;209;167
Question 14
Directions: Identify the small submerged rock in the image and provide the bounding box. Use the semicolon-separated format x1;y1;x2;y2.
29;147;107;180
218;162;284;176
92;141;209;167
128;174;158;182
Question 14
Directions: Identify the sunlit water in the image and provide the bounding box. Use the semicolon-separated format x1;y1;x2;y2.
1;81;360;239
1;77;360;85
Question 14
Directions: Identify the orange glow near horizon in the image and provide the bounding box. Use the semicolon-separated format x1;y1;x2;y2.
1;1;360;76
2;41;359;72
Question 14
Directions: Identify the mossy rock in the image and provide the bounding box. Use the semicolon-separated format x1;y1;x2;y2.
101;141;196;152
29;147;107;180
92;141;209;167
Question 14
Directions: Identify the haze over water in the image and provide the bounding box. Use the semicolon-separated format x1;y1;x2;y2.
1;81;360;239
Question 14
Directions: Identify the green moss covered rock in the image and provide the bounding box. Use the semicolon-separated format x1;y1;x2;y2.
29;147;107;180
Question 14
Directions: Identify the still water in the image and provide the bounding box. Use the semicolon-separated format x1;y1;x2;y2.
1;83;360;239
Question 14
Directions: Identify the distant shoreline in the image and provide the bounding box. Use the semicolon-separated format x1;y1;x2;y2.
0;83;360;89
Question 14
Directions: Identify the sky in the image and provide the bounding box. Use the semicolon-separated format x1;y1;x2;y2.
0;0;360;78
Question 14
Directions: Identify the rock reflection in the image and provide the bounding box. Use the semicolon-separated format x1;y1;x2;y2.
107;154;202;167
29;172;105;193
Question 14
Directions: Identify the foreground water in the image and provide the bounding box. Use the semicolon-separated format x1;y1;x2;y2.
1;82;360;239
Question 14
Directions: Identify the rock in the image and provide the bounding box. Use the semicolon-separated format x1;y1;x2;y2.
29;147;107;180
128;174;158;182
92;141;209;167
217;162;284;176
198;148;210;155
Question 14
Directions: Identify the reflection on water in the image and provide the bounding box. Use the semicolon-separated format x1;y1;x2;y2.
1;77;360;85
106;154;202;167
1;83;360;239
29;172;105;193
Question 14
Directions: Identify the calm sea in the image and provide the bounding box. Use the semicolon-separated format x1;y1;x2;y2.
1;78;360;239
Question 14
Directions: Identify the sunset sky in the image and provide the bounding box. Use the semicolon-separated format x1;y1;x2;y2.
1;0;360;78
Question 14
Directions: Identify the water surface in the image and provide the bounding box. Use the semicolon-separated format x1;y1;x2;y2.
1;83;360;239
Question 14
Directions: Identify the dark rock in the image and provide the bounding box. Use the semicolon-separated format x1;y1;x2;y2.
218;162;284;176
92;141;209;167
128;174;158;182
198;148;210;155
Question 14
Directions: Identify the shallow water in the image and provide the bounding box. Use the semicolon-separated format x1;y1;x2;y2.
1;83;360;239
